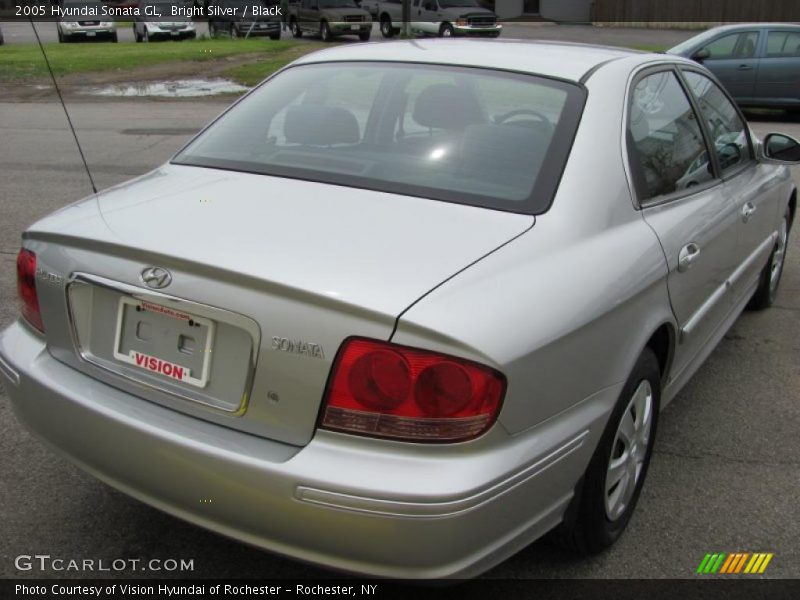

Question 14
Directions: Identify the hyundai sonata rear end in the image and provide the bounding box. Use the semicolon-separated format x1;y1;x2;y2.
3;39;795;578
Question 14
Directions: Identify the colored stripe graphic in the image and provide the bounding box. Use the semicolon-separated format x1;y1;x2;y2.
699;552;774;574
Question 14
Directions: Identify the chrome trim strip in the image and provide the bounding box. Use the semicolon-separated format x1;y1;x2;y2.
0;351;20;387
681;232;776;340
65;272;261;417
295;431;588;519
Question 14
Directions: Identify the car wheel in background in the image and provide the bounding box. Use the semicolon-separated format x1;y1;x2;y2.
748;206;791;310
320;20;332;42
291;19;302;38
555;347;660;554
380;16;394;38
439;22;454;37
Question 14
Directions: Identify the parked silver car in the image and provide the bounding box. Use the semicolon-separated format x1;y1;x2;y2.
2;40;798;578
133;0;198;41
57;0;118;42
669;23;800;111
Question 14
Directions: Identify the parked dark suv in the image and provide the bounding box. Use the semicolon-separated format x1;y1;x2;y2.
208;0;282;39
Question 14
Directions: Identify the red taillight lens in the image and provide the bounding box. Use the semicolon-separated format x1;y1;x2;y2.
321;338;506;442
16;248;45;333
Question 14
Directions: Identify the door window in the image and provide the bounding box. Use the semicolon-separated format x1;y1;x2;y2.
704;32;759;59
627;70;713;202
766;30;800;57
682;71;752;175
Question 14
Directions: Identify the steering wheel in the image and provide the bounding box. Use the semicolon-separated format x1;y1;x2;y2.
494;109;551;126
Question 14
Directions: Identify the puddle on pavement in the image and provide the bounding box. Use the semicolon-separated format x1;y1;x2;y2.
83;79;250;98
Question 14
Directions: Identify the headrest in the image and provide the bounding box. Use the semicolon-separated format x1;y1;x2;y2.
460;124;548;184
284;105;360;146
412;84;484;130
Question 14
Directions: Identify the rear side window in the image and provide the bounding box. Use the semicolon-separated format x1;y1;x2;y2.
766;30;800;57
627;71;712;202
173;62;585;214
682;71;752;175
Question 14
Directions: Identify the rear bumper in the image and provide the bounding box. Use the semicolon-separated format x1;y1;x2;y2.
0;320;609;578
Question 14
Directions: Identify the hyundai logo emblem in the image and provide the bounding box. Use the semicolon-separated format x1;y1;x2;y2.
140;266;172;289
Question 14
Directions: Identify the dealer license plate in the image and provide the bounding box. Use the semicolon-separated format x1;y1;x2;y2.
112;296;215;388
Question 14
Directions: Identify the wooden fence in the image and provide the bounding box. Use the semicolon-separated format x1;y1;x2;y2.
592;0;800;24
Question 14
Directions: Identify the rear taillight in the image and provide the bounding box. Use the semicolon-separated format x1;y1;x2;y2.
320;338;506;443
16;248;44;333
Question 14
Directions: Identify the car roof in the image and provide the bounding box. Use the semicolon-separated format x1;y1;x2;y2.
291;39;644;83
702;22;800;33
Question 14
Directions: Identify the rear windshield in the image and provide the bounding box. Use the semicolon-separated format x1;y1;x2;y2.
173;62;585;214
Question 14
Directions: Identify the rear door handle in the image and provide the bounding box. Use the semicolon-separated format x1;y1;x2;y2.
741;202;756;222
678;243;701;272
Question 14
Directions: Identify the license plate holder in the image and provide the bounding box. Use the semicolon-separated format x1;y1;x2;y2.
350;24;359;30
86;31;97;37
112;296;215;388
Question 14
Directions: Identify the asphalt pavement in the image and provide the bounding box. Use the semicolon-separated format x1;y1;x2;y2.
0;25;799;580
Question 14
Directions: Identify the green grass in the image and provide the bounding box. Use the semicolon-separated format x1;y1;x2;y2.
0;38;306;83
630;44;669;53
224;42;327;85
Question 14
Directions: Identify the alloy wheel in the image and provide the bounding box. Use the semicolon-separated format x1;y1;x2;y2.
604;379;654;520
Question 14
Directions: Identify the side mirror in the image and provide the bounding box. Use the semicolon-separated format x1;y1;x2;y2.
692;47;711;62
763;133;800;163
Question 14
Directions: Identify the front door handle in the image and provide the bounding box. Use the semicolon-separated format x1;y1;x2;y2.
678;243;701;272
741;202;756;222
737;64;753;71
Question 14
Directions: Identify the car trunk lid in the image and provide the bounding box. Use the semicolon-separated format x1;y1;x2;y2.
27;164;533;445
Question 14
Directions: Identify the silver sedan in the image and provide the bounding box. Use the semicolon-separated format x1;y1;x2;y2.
1;40;799;578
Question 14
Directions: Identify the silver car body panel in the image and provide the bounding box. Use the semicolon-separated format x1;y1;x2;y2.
1;41;796;578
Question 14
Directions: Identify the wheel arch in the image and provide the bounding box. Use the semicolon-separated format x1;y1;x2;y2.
644;322;675;386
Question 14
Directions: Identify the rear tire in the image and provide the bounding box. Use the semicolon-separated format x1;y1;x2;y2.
747;206;791;310
554;348;660;554
439;22;454;37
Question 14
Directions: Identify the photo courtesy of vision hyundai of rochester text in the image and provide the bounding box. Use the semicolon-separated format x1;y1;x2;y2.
1;39;799;578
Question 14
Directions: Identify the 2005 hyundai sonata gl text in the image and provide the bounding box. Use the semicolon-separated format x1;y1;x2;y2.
1;40;799;578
